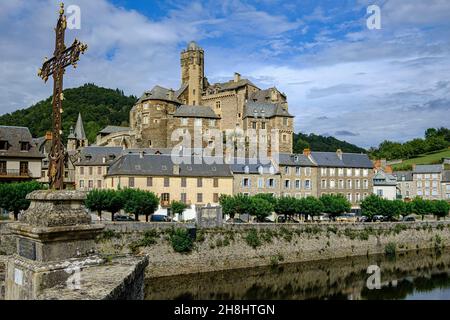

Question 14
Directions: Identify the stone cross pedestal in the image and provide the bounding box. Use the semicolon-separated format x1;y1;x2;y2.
5;190;104;300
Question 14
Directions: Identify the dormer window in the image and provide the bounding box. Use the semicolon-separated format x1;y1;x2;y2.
85;154;92;161
244;166;250;174
108;154;116;160
20;141;30;151
0;140;8;150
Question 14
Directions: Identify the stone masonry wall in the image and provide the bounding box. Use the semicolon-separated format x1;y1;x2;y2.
0;222;15;256
96;221;450;278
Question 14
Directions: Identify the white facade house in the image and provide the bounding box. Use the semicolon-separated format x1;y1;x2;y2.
373;170;397;200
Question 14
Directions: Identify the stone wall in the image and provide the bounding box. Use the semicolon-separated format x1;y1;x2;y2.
96;221;450;278
0;221;15;255
0;256;5;300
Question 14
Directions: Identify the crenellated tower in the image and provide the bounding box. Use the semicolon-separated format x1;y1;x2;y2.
180;41;204;105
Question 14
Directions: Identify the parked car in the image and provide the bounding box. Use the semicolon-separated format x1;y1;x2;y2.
150;215;172;222
256;217;274;223
359;216;370;223
276;216;300;223
114;214;135;222
403;215;416;222
336;213;357;223
372;215;384;222
226;218;247;223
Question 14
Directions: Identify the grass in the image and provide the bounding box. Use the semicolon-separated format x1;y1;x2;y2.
392;148;450;171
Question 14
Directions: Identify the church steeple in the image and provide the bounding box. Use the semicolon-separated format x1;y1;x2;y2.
67;113;88;151
74;113;87;141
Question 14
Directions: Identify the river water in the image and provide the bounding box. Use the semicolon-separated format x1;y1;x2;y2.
145;248;450;300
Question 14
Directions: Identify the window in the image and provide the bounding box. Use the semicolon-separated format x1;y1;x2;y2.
79;180;84;188
347;193;352;202
417;181;422;188
181;193;187;204
197;193;203;203
283;118;288;126
347;180;352;189
88;180;94;189
213;178;219;188
209;119;216;127
19;161;28;175
304;167;311;176
284;180;291;189
20;142;29;151
295;167;301;175
97;167;102;175
213;193;219;203
258;178;264;188
143;115;149;125
243;178;250;187
295;180;301;189
283;134;287;142
346;168;352;176
215;101;221;109
0;141;8;150
97;180;102;189
305;180;311;189
355;169;361;177
164;177;170;187
330;180;335;189
321;179;326;188
261;122;266;130
377;189;383;197
356;193;361;202
363;169;369;177
252;122;257;129
197;178;203;187
161;193;170;203
89;167;93;175
417;190;423;196
425;174;430;179
128;177;135;188
338;168;344;176
80;167;84;175
195;118;202;126
356;179;361;189
285;167;290;175
338;180;344;189
145;177;152;187
181;118;188;126
153;119;159;124
432;174;438;179
41;170;45;178
267;179;275;188
181;177;187;188
321;168;327;176
363;179;369;189
329;168;336;176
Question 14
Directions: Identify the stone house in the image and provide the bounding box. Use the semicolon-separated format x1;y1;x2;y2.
276;153;317;198
392;171;414;201
104;153;233;210
308;149;374;207
0;126;43;183
442;170;450;200
412;164;444;200
230;159;281;197
372;170;397;200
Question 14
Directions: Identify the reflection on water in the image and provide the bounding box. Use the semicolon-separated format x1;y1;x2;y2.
145;248;450;300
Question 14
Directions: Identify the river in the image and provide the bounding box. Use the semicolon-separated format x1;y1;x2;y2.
145;248;450;300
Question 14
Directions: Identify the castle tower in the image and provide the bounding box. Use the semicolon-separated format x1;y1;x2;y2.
181;41;204;106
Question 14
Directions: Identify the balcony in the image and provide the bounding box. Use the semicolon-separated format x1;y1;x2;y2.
0;169;31;179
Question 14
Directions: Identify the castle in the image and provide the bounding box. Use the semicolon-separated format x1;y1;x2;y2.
96;41;294;156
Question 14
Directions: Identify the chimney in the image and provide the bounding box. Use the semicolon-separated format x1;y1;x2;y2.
173;164;180;175
167;89;175;100
139;151;145;159
385;165;393;174
412;164;416;170
271;88;277;102
336;149;343;160
303;148;311;157
45;131;52;141
234;72;241;83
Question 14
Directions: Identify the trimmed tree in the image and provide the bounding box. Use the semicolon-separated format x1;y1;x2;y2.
85;189;109;220
303;196;325;221
123;189;159;221
432;200;449;220
233;193;253;219
104;190;124;221
412;197;434;220
219;194;236;219
320;194;351;219
171;201;188;222
249;197;274;222
275;196;298;220
0;181;44;220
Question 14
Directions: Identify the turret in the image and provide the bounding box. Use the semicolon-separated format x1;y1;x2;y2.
180;41;204;105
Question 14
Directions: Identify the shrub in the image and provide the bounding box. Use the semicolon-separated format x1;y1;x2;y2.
98;229;121;241
279;227;293;242
385;242;396;256
245;229;261;249
169;228;194;253
393;224;408;235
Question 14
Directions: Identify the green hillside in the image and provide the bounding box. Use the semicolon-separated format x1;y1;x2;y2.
293;132;366;154
392;149;450;171
0;83;137;143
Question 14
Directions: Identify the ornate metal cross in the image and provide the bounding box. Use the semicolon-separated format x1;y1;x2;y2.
38;3;87;190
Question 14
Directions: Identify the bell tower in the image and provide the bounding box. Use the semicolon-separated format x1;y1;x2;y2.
181;41;204;106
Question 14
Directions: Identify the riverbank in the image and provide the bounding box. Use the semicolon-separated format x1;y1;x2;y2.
96;221;450;278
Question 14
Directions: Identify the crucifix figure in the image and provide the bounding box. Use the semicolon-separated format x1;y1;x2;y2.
38;3;87;190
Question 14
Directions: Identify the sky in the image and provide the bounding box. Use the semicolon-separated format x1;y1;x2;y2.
0;0;449;149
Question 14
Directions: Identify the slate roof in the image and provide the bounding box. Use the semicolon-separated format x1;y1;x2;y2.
249;88;286;103
98;126;131;135
310;151;373;168
0;126;44;159
208;79;258;93
136;85;180;104
277;153;316;166
107;154;233;177
74;146;123;166
243;102;293;119
174;105;220;119
413;164;443;173
229;158;279;174
74;113;87;140
373;170;397;186
392;171;413;182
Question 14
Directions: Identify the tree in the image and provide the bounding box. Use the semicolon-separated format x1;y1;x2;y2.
303;197;325;220
85;189;109;220
0;181;44;220
249;197;274;222
123;189;159;221
275;196;298;219
171;201;188;222
233;193;253;218
432;200;449;220
361;194;383;219
320;194;351;219
411;197;434;220
104;190;123;221
219;194;236;219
